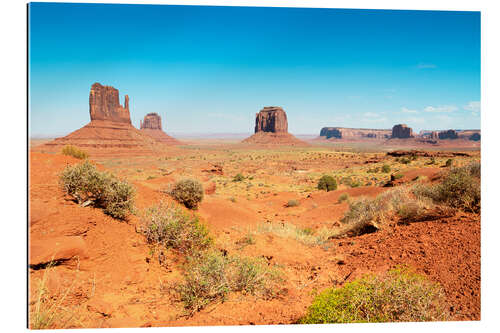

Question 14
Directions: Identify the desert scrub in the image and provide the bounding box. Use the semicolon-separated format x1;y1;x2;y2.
381;164;391;173
140;202;211;254
233;173;245;182
317;175;337;192
338;193;349;203
300;266;449;324
61;145;88;160
445;158;453;167
336;187;433;237
170;178;204;209
177;250;282;313
59;161;135;219
413;163;480;213
286;199;300;207
258;223;334;246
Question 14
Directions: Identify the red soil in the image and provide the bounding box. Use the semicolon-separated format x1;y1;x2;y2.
28;151;480;328
242;132;308;146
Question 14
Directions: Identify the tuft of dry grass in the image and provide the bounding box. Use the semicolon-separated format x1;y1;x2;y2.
61;145;88;160
258;222;335;246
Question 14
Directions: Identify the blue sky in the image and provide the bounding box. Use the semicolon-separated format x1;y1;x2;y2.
29;3;480;136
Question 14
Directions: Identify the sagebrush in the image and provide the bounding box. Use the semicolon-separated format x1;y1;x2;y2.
140;202;212;254
59;161;135;219
61;145;88;159
170;179;204;209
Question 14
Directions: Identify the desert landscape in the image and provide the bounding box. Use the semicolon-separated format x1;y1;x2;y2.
28;82;481;328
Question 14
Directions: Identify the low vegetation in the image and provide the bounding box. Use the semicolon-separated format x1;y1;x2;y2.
286;199;300;207
177;250;282;313
381;164;391;173
413;162;480;213
170;178;204;209
338;193;349;203
258;222;334;246
140;202;212;254
317;175;337;192
59;161;135;219
300;266;449;323
233;173;245;182
61;145;88;160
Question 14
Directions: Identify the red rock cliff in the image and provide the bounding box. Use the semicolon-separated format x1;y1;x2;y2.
255;107;288;133
89;83;131;124
140;113;162;131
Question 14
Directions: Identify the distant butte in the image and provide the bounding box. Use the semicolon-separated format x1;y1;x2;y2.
139;112;180;145
36;83;168;156
242;106;307;145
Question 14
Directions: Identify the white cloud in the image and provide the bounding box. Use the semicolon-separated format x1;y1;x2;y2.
417;63;437;69
463;101;480;116
401;107;418;114
424;105;458;113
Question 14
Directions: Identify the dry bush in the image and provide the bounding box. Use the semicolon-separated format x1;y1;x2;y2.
61;145;88;160
338;193;349;203
300;266;449;323
170;179;204;209
177;250;282;313
59;161;135;219
413;162;480;213
336;187;434;237
286;199;300;207
258;223;333;246
140;202;212;255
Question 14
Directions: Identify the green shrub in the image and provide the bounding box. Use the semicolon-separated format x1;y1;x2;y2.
318;175;337;192
286;199;300;207
427;157;436;165
59;161;135;219
445;158;453;167
338;193;349;203
413;163;480;213
400;158;411;165
394;173;404;180
61;145;88;160
177;250;282;313
381;164;391;173
350;180;361;188
171;179;204;209
233;173;245;182
300;266;449;324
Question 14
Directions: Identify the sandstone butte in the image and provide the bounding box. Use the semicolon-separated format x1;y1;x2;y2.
391;124;414;139
35;83;169;156
242;106;307;145
139;112;180;145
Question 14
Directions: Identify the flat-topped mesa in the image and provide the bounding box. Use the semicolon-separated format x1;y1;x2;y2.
319;127;391;140
392;124;413;139
255;106;288;133
89;83;131;124
140;113;162;130
438;129;459;140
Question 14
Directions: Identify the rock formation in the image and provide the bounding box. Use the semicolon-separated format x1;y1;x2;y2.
243;106;307;145
37;83;169;155
391;124;413;139
319;127;391;140
139;112;179;145
469;133;481;141
89;83;131;124
254;106;288;133
438;129;459;140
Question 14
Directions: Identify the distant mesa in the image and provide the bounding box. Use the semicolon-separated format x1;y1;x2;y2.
391;124;414;139
35;83;168;155
243;106;307;145
319;127;391;140
438;129;459;140
140;112;180;145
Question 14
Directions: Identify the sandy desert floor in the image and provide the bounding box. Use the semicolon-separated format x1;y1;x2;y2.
28;140;481;328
